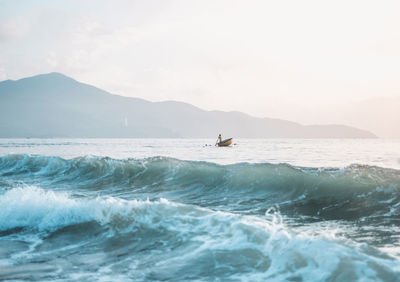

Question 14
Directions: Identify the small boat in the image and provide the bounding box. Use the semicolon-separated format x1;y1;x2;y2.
217;138;233;147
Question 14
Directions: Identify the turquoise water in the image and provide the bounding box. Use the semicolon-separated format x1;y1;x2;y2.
0;139;400;281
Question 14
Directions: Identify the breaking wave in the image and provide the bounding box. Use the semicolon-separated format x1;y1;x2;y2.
0;186;399;281
1;154;399;221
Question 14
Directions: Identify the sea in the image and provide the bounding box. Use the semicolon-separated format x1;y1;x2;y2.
0;138;400;281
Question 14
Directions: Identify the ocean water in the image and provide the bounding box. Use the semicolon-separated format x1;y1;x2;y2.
0;138;400;281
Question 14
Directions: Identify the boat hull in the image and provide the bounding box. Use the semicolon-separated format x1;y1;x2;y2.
218;138;233;147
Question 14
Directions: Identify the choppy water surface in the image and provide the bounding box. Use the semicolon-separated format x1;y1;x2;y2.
0;139;400;281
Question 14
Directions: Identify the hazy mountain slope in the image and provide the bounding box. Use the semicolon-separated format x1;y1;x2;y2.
344;97;400;138
0;73;376;138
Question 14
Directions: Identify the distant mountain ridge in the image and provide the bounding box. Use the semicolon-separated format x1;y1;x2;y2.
0;73;376;138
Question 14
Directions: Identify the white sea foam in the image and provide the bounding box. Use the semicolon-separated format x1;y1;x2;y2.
0;186;94;231
1;186;399;281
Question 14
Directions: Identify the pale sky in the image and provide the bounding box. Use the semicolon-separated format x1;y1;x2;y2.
1;0;399;137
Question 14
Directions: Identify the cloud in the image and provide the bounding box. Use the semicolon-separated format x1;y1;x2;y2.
0;17;30;42
0;64;7;80
45;51;59;68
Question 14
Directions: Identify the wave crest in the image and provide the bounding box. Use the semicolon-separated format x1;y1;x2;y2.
1;154;400;221
1;186;399;281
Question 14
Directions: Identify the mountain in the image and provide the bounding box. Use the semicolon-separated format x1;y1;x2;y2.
0;73;376;138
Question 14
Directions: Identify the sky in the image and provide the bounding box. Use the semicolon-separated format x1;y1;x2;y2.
1;0;399;137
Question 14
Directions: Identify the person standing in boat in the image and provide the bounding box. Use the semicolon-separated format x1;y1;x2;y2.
216;134;222;146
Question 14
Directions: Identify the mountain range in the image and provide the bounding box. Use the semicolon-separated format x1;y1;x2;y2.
0;73;376;138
